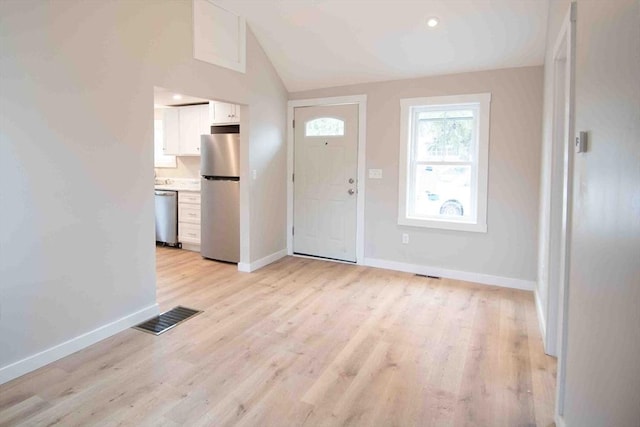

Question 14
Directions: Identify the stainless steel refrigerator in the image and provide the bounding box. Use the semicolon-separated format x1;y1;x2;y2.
200;129;240;263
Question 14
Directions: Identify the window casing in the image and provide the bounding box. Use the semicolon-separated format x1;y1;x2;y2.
398;93;491;232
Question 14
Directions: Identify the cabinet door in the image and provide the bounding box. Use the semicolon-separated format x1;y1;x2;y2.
208;101;215;126
231;104;240;123
198;104;210;136
162;108;180;155
178;191;201;205
179;203;201;224
178;105;202;156
213;102;240;125
179;222;201;244
212;102;229;124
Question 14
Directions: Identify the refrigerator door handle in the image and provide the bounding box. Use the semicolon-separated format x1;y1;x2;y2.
203;177;240;181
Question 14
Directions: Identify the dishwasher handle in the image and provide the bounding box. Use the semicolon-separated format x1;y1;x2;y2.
155;192;176;196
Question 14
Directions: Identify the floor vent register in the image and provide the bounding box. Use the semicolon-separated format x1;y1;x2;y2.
133;306;202;335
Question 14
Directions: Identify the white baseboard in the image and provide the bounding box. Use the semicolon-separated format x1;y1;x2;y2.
555;414;566;427
363;257;536;291
238;249;287;273
535;288;547;346
0;303;159;385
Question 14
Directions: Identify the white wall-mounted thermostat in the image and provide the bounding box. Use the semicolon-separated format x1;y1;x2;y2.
576;131;588;153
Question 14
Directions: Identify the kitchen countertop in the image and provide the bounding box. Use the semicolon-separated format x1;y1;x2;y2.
155;178;200;192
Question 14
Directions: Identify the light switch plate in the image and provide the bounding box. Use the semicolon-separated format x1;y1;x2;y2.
369;169;383;179
576;131;588;153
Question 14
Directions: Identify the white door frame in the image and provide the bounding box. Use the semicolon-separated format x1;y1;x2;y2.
544;3;577;358
287;95;367;264
547;3;576;423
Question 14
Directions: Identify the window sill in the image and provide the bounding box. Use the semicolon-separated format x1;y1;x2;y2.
398;216;487;233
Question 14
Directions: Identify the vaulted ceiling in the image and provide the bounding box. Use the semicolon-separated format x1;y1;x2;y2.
216;0;549;92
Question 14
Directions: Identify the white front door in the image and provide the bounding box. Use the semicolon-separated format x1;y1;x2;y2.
294;104;358;262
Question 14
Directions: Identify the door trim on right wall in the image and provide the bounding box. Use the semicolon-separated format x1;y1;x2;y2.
539;3;576;424
286;95;367;265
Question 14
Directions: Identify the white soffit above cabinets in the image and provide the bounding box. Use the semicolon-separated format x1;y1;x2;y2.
214;0;549;91
153;87;211;107
193;0;246;73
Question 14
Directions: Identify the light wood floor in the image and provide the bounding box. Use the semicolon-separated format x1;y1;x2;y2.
0;247;556;426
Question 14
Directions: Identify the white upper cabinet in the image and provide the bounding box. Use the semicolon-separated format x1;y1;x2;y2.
162;108;180;156
179;105;205;155
163;104;210;156
199;103;210;132
210;101;241;125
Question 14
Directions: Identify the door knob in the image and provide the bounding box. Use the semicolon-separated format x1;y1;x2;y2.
348;188;355;195
348;178;355;184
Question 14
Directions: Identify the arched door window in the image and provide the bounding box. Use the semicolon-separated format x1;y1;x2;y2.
305;117;345;136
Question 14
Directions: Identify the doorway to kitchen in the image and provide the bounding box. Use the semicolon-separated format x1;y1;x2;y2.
154;87;211;253
287;95;367;264
152;86;248;279
539;4;576;422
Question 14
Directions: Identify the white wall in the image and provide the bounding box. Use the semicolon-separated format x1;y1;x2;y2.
556;0;640;425
155;156;201;179
290;66;543;285
540;0;640;424
0;0;287;382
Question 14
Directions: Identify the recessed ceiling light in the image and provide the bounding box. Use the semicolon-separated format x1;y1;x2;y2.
172;94;182;100
426;17;439;28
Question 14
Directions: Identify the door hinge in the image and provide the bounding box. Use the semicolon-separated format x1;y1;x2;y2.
292;173;295;182
292;119;295;128
292;226;295;236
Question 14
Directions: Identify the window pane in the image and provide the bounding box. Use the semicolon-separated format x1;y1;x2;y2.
305;118;345;136
415;109;474;162
411;165;472;220
418;110;473;120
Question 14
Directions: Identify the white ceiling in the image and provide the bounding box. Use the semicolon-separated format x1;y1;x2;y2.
154;86;211;107
216;0;549;92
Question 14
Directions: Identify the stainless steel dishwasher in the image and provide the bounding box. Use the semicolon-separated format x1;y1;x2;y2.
155;190;179;246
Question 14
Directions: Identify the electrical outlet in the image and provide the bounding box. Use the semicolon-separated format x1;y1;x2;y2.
252;169;257;180
402;233;409;244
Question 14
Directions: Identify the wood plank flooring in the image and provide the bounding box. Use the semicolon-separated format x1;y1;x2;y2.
0;247;557;426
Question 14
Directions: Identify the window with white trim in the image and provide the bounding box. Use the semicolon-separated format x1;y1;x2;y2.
398;93;491;232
